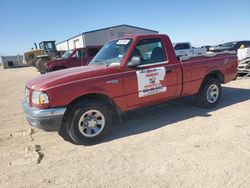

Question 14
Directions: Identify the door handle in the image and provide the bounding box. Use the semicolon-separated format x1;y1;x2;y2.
165;68;172;73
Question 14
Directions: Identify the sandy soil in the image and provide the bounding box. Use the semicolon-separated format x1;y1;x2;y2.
0;67;250;188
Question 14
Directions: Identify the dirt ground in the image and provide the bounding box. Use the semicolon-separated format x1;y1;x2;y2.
0;67;250;188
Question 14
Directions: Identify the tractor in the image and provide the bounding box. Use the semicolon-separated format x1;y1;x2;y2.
23;41;64;73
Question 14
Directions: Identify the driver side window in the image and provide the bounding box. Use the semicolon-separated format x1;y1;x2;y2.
74;49;86;59
130;38;167;65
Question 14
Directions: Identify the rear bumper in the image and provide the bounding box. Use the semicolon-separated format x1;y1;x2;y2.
22;101;66;131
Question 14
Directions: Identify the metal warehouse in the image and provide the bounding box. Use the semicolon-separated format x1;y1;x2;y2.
56;24;158;51
0;55;26;69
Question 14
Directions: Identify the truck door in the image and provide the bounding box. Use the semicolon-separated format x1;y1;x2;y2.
123;38;180;107
70;49;87;67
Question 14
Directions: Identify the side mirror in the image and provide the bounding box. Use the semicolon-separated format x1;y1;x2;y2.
128;56;141;68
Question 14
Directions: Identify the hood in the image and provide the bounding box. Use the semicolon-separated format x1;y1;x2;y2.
26;65;106;91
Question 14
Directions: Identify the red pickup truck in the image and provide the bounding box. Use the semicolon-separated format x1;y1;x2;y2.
23;34;237;144
39;46;101;73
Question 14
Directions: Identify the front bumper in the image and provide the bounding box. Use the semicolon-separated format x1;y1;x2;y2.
22;101;66;131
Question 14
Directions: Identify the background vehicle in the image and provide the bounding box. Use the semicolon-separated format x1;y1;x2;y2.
44;46;102;73
209;40;250;52
173;42;207;57
23;34;237;145
237;47;250;76
201;45;211;52
23;41;65;72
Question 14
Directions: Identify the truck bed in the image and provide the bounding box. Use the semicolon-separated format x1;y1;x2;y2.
180;52;238;96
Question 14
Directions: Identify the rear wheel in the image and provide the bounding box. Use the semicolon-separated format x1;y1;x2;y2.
196;78;221;108
66;100;112;145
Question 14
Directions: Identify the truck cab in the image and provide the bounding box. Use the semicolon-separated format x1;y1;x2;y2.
45;46;102;72
38;41;57;55
36;41;59;61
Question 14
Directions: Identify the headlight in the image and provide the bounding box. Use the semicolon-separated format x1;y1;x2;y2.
32;91;49;105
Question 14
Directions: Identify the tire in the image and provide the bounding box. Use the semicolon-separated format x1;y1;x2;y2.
36;58;48;74
31;57;38;67
196;78;221;108
66;100;113;145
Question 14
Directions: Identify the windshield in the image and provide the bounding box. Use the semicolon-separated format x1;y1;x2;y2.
89;39;132;66
62;50;73;59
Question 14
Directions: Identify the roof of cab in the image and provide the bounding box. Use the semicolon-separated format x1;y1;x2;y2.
117;33;166;40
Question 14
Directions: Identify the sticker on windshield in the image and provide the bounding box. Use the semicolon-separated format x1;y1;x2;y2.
136;67;166;97
116;40;130;45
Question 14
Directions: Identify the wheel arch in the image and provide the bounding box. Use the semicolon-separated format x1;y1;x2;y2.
206;70;224;82
199;70;224;91
63;93;121;120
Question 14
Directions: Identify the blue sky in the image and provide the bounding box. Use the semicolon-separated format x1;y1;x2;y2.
0;0;249;55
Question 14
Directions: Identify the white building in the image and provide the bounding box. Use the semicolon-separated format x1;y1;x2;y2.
0;55;26;69
56;24;158;51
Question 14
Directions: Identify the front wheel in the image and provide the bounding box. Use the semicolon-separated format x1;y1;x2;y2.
36;58;49;74
66;100;112;145
196;78;221;108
